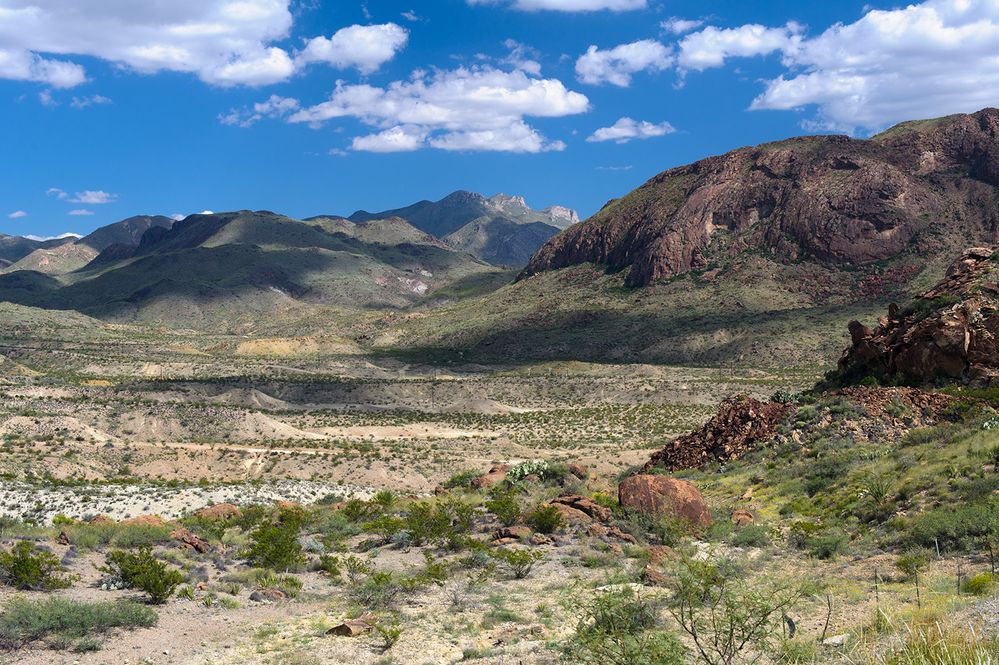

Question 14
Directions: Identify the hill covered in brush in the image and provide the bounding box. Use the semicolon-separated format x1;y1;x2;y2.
0;211;500;330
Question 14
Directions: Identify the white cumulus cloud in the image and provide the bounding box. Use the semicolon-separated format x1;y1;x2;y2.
68;209;94;216
70;190;117;204
587;117;676;143
287;66;589;153
7;210;27;219
220;94;300;127
0;2;407;88
298;23;408;74
575;39;673;86
661;17;704;35
749;0;999;131
677;23;802;71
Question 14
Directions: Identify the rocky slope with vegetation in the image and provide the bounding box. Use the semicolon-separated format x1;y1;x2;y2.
523;108;999;287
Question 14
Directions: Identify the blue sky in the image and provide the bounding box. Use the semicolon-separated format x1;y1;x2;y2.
2;0;998;237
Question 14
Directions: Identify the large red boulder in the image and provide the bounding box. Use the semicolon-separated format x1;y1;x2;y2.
618;475;712;528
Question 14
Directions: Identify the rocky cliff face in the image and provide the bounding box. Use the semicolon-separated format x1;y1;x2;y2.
838;246;999;385
523;108;999;287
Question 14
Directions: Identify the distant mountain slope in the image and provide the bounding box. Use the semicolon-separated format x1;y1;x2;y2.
77;215;175;251
0;211;499;329
1;216;176;277
348;191;579;266
0;233;76;266
524;108;999;286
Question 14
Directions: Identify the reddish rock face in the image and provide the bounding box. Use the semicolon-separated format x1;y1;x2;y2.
471;464;510;489
194;503;242;520
838;246;999;385
122;514;166;527
521;108;999;288
644;396;793;472
618;475;712;528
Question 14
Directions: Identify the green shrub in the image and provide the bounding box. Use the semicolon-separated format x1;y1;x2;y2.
805;530;848;560
102;548;183;604
0;541;72;590
404;498;475;549
729;525;770;548
254;570;303;598
244;511;306;571
564;587;685;665
895;550;930;581
485;490;521;527
0;597;156;651
961;573;995;596
905;500;999;552
525;505;564;534
489;547;543;579
444;469;484;489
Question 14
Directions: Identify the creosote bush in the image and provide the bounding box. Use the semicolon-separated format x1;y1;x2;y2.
244;508;306;571
485;490;521;527
0;597;156;652
0;541;73;591
564;587;685;665
102;548;183;604
489;547;543;579
526;505;564;534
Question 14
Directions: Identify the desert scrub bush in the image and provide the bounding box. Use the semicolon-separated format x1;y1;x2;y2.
667;557;803;665
444;469;484;489
0;541;73;591
404;498;475;549
254;570;303;597
349;571;402;608
525;504;564;534
961;573;995;596
0;597;156;651
562;587;685;665
729;524;770;548
894;550;930;581
102;548;184;604
244;509;306;571
904;499;998;552
489;547;543;579
619;511;691;546
485;490;521;527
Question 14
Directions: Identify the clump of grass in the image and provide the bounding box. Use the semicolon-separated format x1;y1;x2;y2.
869;623;999;665
0;597;156;651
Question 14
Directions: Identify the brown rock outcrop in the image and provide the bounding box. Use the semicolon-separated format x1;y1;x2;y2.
522;108;999;288
839;247;999;385
471;464;509;489
550;495;611;523
644;396;793;472
171;527;211;554
618;475;712;528
194;503;242;520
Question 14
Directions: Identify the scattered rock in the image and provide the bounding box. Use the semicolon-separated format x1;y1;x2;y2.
551;503;592;525
567;463;588;479
57;530;70;546
471;465;509;489
641;564;668;586
643;396;794;472
194;503;242;520
327;613;376;637
249;589;286;603
493;526;532;540
171;527;211;554
550;495;611;523
647;546;671;565
618;475;712;528
822;634;849;647
433;485;448;496
122;514;166;527
731;510;755;526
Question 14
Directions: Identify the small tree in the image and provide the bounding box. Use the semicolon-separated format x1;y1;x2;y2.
667;557;802;665
485;490;521;527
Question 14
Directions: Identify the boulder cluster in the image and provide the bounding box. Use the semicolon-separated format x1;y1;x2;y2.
642;396;792;472
839;247;999;385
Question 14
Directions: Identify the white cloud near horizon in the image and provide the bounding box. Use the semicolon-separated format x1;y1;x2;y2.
24;231;80;240
273;65;588;153
587;117;675;143
575;39;673;86
0;2;407;88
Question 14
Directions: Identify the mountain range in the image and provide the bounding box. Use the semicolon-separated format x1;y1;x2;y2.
2;109;998;365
